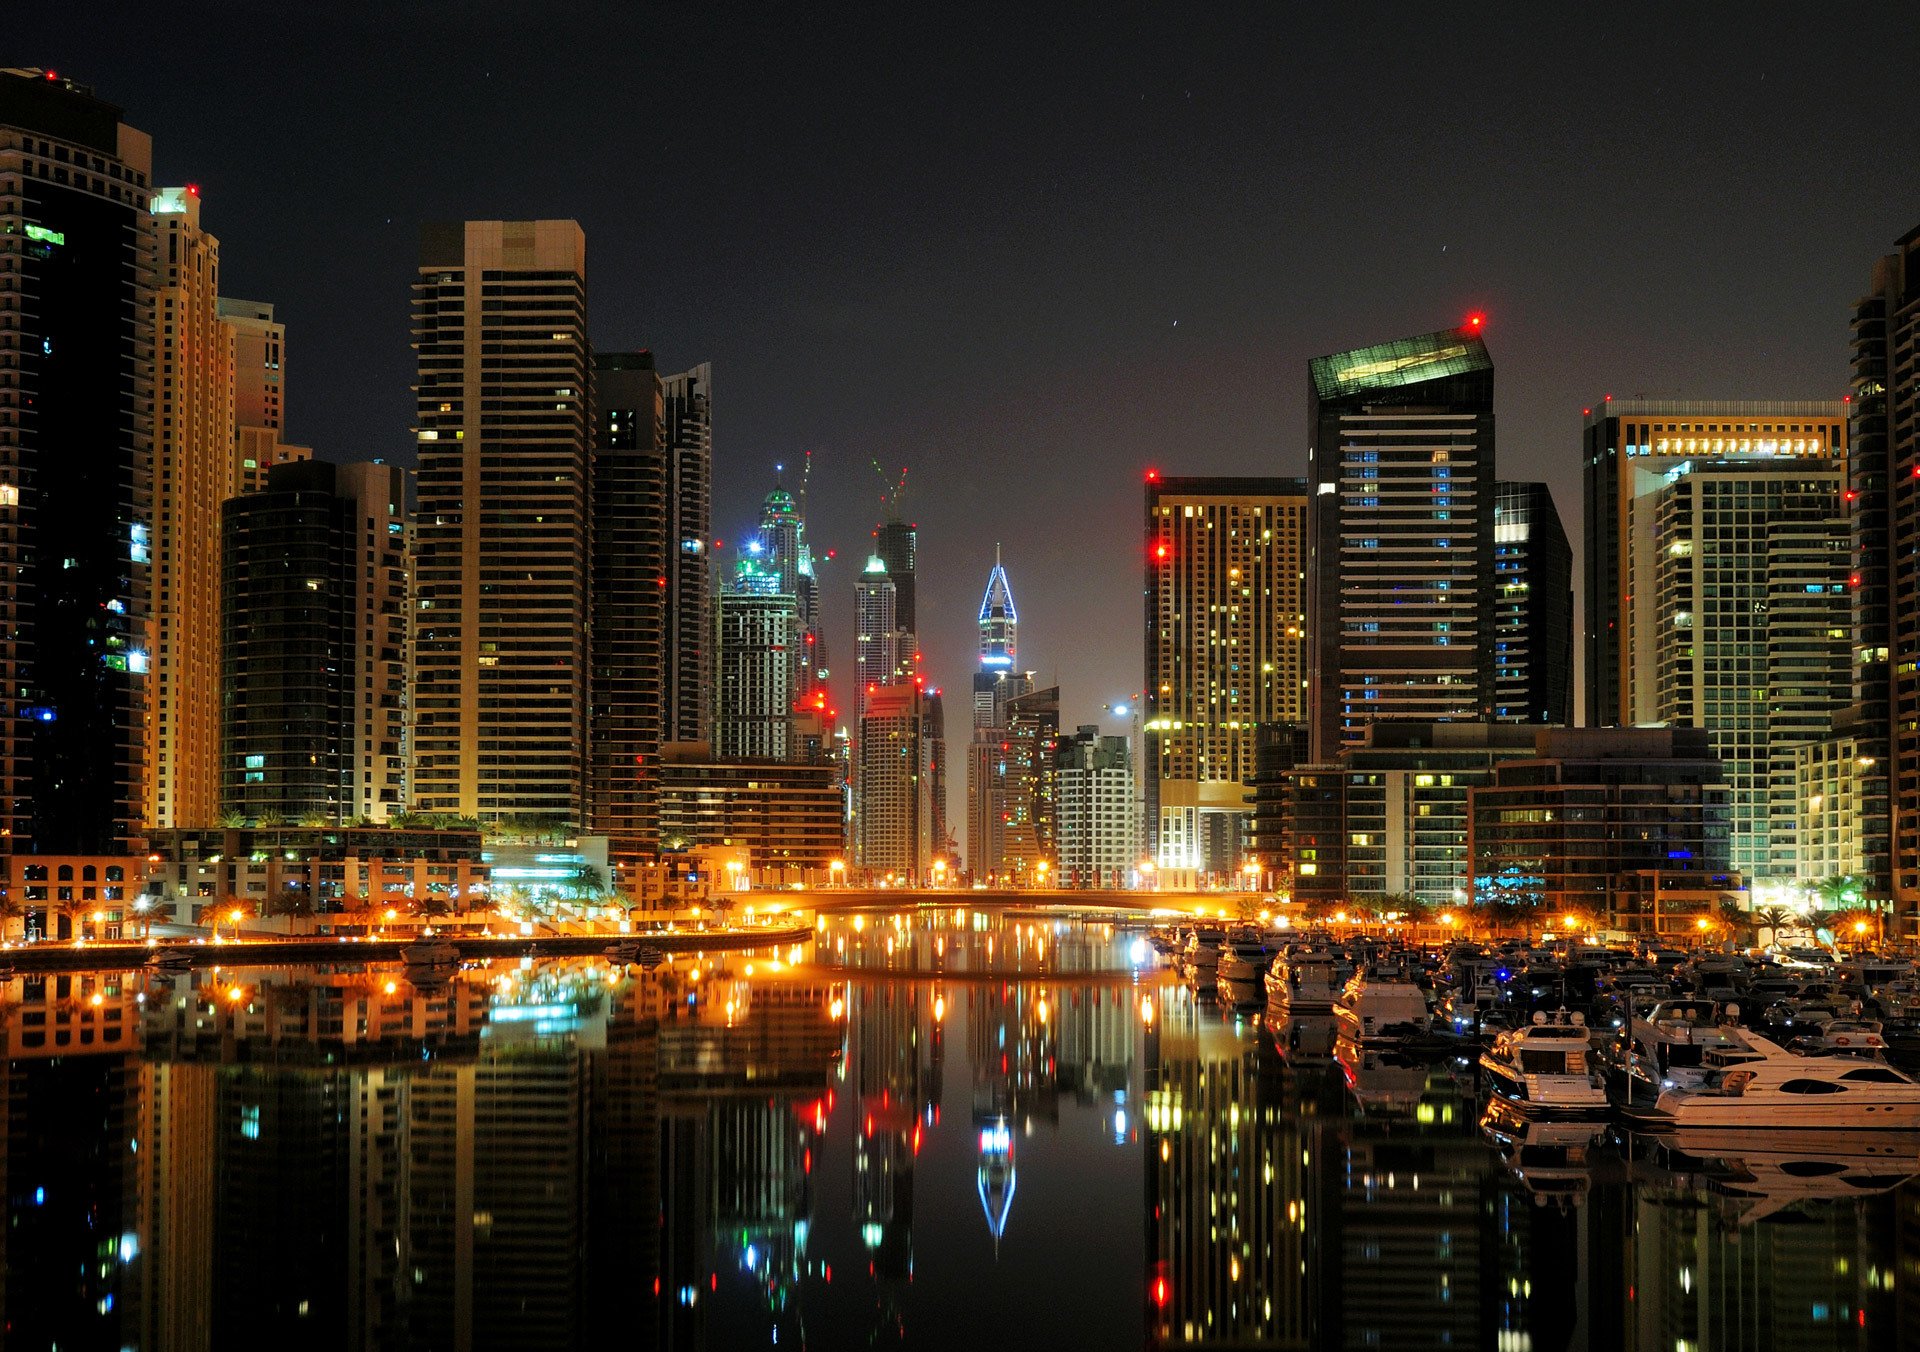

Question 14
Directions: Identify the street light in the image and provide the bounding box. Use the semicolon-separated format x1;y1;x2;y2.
829;859;847;888
1034;860;1050;889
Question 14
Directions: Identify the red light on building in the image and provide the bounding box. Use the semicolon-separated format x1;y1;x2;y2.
44;70;57;81
1582;408;1591;417
1152;1276;1171;1307
1464;312;1485;330
1153;542;1170;561
1145;467;1160;482
186;183;201;197
1850;573;1863;588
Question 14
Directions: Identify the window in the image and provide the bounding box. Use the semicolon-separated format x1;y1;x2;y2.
1777;1079;1846;1095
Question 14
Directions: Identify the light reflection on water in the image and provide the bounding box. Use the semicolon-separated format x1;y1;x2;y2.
0;917;1912;1349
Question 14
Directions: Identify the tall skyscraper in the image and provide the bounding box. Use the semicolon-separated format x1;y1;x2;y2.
218;297;311;493
997;686;1060;881
1307;322;1496;762
715;581;798;761
220;460;409;823
0;69;154;855
1144;475;1308;876
967;551;1026;879
857;683;930;879
855;557;898;719
412;220;590;825
1582;400;1851;880
661;364;713;745
588;351;665;861
147;184;233;832
1859;228;1920;914
873;516;917;684
1491;481;1573;725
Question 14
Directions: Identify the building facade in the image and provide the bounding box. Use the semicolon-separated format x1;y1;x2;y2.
1307;324;1496;762
998;686;1060;882
1492;480;1573;726
1469;728;1738;935
660;363;713;746
412;220;590;825
220;460;409;824
146;825;488;920
715;585;798;761
1145;475;1307;877
655;749;844;878
856;684;929;880
219;296;311;494
1582;400;1851;880
0;69;154;856
1054;725;1136;888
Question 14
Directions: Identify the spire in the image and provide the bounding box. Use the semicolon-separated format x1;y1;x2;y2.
977;552;1017;668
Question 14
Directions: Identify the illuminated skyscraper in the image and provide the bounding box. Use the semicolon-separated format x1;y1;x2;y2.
715;578;798;761
1145;475;1308;876
661;364;713;745
0;69;154;855
968;550;1027;878
1491;480;1573;726
857;683;930;878
412;220;590;825
147;184;233;832
1583;400;1850;881
855;557;898;721
218;297;311;494
1307;323;1496;762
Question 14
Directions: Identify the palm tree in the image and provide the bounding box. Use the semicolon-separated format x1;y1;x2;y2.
0;893;27;943
219;809;250;830
1750;906;1792;948
298;810;331;829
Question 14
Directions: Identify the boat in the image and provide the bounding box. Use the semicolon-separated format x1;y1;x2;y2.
1264;946;1342;1014
1333;963;1430;1044
1789;1017;1888;1058
147;949;194;972
400;939;459;966
1643;1032;1920;1128
1612;999;1756;1106
1182;928;1226;973
1478;1009;1606;1114
1217;935;1274;984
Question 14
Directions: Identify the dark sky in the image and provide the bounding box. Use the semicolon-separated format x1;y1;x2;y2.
22;4;1920;751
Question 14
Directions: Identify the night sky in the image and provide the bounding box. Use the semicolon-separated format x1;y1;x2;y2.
23;5;1920;749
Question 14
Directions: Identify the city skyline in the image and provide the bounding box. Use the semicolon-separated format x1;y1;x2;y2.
22;10;1920;736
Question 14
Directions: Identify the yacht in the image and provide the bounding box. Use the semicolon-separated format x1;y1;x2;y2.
1646;1033;1920;1128
1333;963;1430;1044
1790;1017;1888;1057
1613;999;1757;1105
400;938;460;966
1265;947;1342;1014
1182;928;1226;973
1479;1009;1607;1113
1217;935;1275;984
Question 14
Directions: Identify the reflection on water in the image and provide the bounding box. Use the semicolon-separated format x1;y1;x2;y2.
0;919;1915;1349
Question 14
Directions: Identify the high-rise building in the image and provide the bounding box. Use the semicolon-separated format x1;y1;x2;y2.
1492;481;1572;725
715;583;798;761
1582;400;1851;880
752;474;827;705
1307;323;1496;762
587;351;666;861
923;689;952;866
147;184;234;832
661;364;713;745
1054;725;1135;888
874;517;917;642
217;297;311;494
857;683;929;879
1859;228;1920;915
998;686;1060;881
1144;475;1308;876
855;557;898;720
220;460;409;824
967;551;1024;877
0;69;154;855
411;220;590;825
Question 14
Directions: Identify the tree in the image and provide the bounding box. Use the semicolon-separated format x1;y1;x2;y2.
264;886;314;918
219;809;250;830
1750;906;1793;948
298;810;332;829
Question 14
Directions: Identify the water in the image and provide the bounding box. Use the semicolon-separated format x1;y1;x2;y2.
3;914;1914;1349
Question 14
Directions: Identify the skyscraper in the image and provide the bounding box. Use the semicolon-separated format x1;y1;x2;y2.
715;581;798;761
1054;725;1136;888
661;364;713;746
0;69;154;855
218;297;311;494
412;220;590;825
588;351;665;861
147;184;233;832
857;683;929;879
873;517;917;641
1582;400;1851;881
220;460;409;823
998;686;1060;882
1307;322;1496;762
967;551;1027;879
1859;228;1920;914
855;557;898;719
1144;475;1308;876
1491;480;1573;726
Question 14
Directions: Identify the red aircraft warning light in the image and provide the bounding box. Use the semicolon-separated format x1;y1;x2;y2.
1464;312;1486;331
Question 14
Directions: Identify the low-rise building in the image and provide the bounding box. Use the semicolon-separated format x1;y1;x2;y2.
1469;727;1740;935
146;826;489;922
0;856;143;940
657;746;845;883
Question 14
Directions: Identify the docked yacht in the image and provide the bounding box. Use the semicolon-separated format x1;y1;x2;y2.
1217;935;1275;984
1333;963;1430;1044
1479;1009;1607;1113
1182;928;1226;973
400;938;459;966
1265;947;1342;1014
1613;999;1756;1105
1646;1033;1920;1128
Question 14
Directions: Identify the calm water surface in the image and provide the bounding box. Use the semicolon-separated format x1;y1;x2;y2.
4;913;1915;1349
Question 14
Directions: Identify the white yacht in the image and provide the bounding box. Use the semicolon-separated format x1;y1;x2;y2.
1333;964;1430;1044
1480;1009;1607;1113
1615;999;1756;1105
1217;935;1274;984
1182;928;1226;972
1647;1033;1920;1128
1265;947;1342;1014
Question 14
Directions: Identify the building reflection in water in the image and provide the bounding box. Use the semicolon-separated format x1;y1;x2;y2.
3;924;1919;1350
